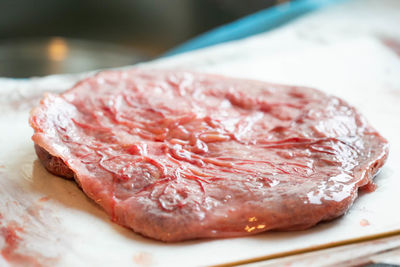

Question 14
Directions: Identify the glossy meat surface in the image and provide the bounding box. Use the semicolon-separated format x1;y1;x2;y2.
29;69;388;241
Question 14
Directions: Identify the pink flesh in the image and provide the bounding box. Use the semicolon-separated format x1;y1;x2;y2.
29;69;388;242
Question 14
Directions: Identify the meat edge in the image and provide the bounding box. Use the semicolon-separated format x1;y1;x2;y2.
33;141;389;242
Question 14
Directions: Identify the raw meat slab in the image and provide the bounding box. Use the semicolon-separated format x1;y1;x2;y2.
1;0;400;265
29;69;387;242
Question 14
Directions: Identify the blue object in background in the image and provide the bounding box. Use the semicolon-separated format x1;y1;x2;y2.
164;0;346;57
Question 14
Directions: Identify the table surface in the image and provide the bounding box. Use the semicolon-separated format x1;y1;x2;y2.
1;0;400;266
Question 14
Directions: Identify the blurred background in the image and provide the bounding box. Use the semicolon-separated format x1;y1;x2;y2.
0;0;280;78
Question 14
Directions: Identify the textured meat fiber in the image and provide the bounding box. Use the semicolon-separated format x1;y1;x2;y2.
29;69;388;242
